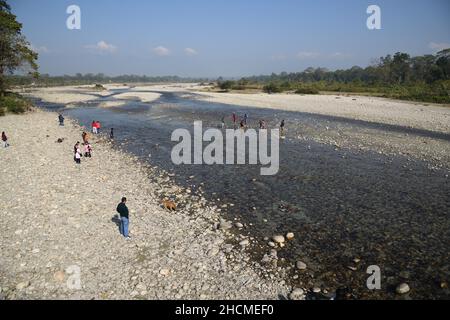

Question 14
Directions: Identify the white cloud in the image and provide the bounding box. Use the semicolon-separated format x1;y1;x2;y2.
329;52;352;59
153;46;171;56
29;44;49;54
85;41;117;53
184;48;198;56
296;52;320;60
428;42;450;52
295;51;352;60
270;54;287;61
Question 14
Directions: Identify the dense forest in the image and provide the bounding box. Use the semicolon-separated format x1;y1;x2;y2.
6;73;210;87
219;50;450;103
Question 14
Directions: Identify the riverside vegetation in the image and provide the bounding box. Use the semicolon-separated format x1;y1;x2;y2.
216;50;450;104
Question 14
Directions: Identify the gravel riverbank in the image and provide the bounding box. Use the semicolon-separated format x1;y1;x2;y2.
0;109;290;300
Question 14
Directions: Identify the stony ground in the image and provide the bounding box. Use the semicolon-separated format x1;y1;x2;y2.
0;109;291;300
193;91;450;134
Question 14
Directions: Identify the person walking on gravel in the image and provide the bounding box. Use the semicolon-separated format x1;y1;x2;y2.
92;121;97;134
2;131;9;148
73;141;82;164
117;197;131;239
82;131;89;144
84;143;92;158
74;148;81;164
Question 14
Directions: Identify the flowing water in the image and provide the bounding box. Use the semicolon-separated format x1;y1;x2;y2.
34;89;450;299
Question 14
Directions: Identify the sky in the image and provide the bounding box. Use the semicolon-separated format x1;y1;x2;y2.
10;0;450;78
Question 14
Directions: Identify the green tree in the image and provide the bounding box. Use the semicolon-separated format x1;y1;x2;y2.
218;80;235;91
262;83;282;94
0;0;38;95
390;52;411;83
436;48;450;79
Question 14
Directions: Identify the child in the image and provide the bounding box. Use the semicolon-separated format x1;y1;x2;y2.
75;149;81;164
84;143;92;158
92;121;97;134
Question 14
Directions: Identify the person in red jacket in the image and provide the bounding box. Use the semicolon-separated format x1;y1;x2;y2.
91;121;97;134
96;121;101;134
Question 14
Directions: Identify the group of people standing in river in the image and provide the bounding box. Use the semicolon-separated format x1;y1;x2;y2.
228;112;285;135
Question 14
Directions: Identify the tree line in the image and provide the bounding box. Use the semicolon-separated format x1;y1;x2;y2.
218;50;450;103
6;73;211;87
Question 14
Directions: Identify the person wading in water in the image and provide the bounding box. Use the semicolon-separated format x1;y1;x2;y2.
280;120;285;136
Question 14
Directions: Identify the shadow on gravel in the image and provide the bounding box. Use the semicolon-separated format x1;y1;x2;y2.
111;215;121;234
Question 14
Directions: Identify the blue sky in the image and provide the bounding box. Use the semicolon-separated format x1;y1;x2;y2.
10;0;450;77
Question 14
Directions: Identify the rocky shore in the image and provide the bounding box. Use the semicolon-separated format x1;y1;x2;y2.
0;109;291;300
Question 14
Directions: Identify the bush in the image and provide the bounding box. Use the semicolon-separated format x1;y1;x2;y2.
294;87;320;95
93;83;106;90
0;106;5;116
218;80;235;91
263;83;283;94
0;94;29;114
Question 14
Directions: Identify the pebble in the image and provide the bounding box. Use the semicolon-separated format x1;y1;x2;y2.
54;271;65;282
235;222;244;229
159;269;170;276
219;220;232;231
289;288;305;300
296;261;307;270
208;247;220;256
16;281;30;291
272;235;285;244
239;239;250;247
286;232;294;240
396;283;410;294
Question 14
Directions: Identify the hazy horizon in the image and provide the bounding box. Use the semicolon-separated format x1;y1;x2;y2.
11;0;450;78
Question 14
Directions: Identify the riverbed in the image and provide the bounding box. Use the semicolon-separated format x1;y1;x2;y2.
32;88;450;299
